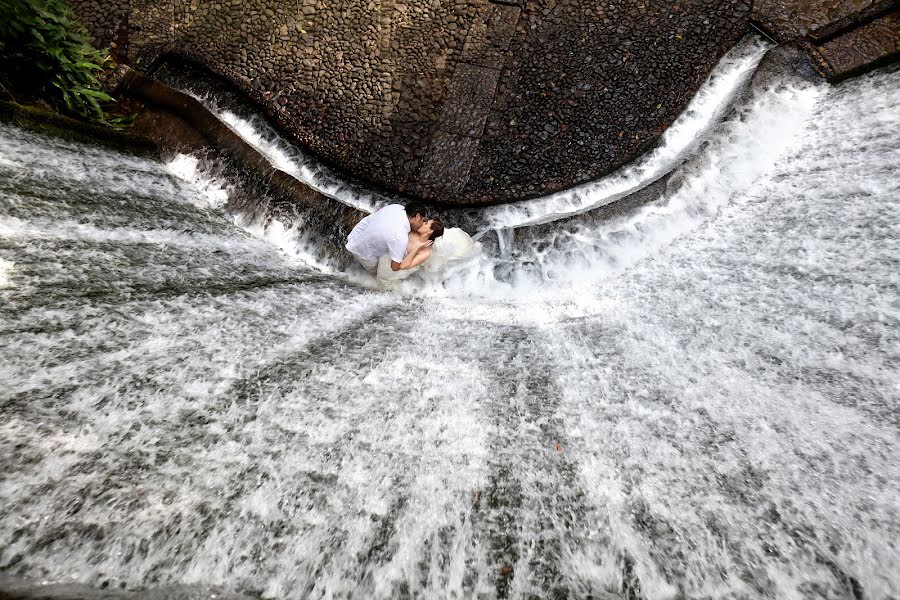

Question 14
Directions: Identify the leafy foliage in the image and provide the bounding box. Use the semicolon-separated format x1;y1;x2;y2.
0;0;122;125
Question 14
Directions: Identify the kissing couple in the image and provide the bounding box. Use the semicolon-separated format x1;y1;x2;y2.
345;204;476;282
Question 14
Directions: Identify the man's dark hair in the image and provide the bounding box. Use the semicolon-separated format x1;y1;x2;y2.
429;219;445;241
405;204;427;219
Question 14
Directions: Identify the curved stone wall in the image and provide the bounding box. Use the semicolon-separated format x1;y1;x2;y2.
70;0;750;205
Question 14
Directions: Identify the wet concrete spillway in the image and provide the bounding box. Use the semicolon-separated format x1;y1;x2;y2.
1;40;899;599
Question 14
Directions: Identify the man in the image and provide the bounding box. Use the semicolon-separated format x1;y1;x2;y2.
345;204;433;274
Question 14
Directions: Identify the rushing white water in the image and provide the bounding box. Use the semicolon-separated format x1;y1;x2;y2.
1;52;899;600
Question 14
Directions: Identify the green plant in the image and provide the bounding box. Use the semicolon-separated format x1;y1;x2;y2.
0;0;122;126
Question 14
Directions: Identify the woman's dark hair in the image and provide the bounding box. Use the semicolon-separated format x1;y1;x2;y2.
405;204;427;218
429;219;445;241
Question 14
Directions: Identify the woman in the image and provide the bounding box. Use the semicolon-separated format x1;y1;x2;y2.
376;218;445;281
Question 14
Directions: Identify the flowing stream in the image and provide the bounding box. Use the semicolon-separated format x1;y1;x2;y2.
1;42;898;599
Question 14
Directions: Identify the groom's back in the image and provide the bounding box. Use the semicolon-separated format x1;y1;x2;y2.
346;204;409;262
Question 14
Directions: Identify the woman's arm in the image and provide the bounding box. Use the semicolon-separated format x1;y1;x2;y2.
391;239;432;271
407;247;432;269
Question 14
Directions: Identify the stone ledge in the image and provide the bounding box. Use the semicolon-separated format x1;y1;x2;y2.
816;9;900;81
807;0;897;41
753;0;899;82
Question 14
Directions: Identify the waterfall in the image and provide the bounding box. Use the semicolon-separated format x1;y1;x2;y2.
1;40;898;599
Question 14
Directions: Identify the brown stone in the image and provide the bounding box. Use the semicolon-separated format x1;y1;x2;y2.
753;0;900;81
816;9;900;80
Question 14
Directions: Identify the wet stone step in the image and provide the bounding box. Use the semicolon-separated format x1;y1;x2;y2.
816;9;900;81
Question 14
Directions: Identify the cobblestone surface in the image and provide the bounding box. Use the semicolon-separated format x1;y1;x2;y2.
69;0;750;205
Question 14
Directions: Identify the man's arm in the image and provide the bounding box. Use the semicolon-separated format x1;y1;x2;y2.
390;240;432;271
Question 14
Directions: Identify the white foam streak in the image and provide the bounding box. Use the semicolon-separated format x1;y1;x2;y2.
238;216;336;274
164;151;362;276
216;110;382;213
0;257;15;289
0;216;248;250
163;153;339;272
174;86;383;214
164;154;233;209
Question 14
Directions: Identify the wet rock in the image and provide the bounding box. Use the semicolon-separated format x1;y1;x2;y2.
753;0;899;81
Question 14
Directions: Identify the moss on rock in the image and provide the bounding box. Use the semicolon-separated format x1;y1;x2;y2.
0;100;159;157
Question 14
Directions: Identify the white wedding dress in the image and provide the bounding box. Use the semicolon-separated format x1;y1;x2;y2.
376;227;478;283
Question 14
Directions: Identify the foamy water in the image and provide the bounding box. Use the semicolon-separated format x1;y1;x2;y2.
1;50;898;600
